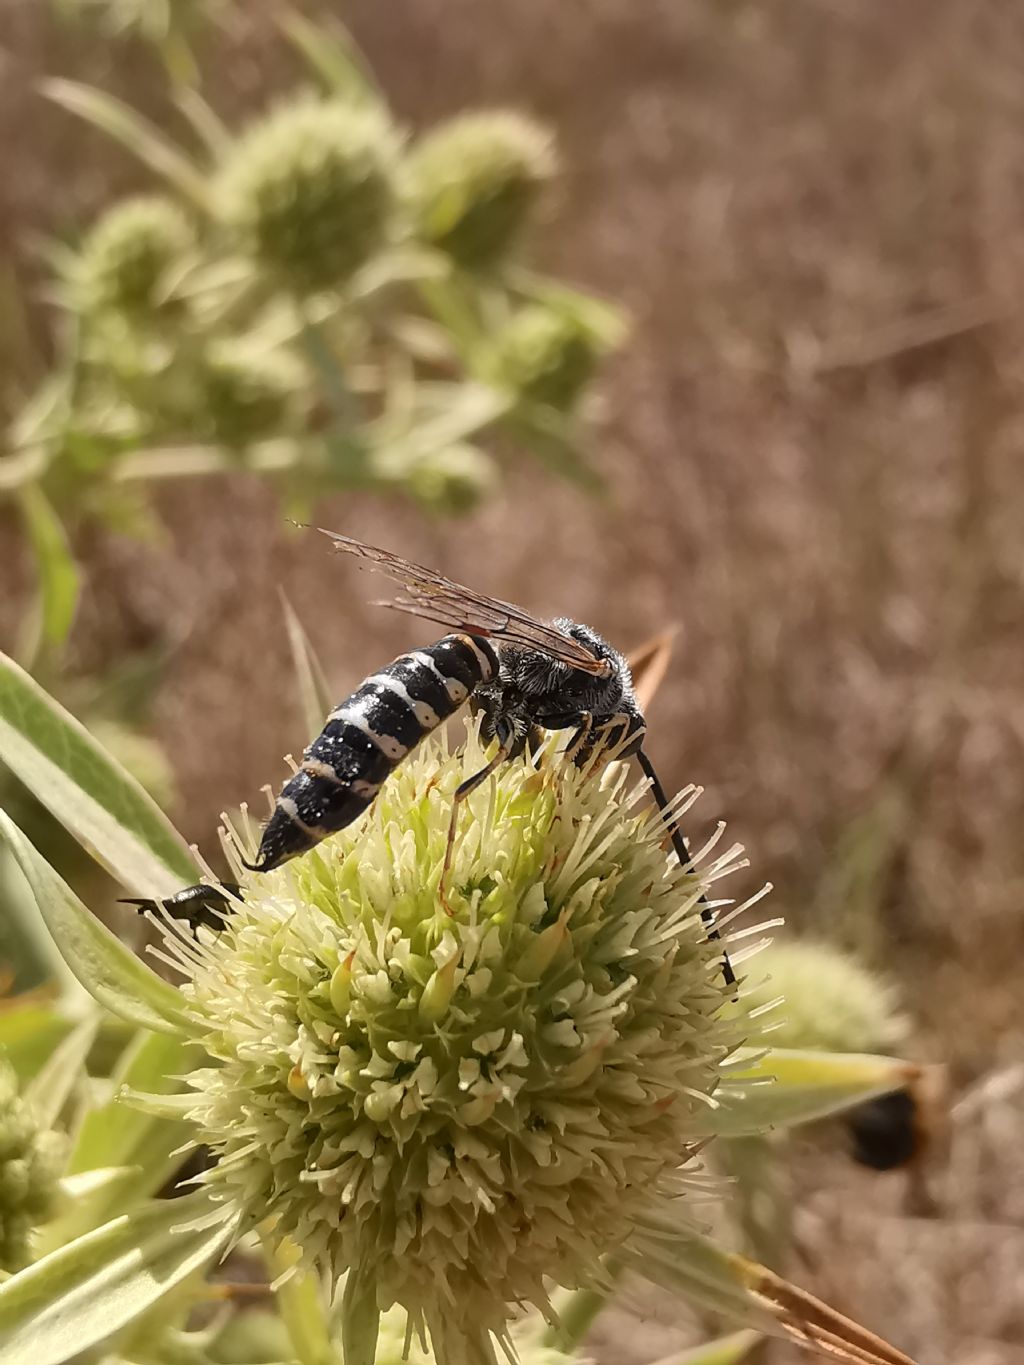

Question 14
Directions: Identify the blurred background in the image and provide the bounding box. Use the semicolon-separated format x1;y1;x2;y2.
1;2;1023;1361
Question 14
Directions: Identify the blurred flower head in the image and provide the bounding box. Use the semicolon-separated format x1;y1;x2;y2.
193;338;305;447
745;939;908;1055
0;1060;65;1271
163;722;748;1363
72;195;193;318
216;98;398;293
485;304;603;412
405;111;556;270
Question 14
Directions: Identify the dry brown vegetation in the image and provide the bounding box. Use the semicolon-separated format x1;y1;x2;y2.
2;2;1024;1361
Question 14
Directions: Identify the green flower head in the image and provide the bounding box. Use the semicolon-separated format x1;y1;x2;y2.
163;722;751;1364
0;1060;65;1271
216;98;398;292
404;111;556;270
73;195;193;318
194;338;305;447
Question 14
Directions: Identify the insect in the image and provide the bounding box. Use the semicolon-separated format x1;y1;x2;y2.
130;532;733;983
120;883;240;933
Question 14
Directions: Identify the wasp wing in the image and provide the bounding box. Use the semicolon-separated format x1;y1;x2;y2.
319;530;610;675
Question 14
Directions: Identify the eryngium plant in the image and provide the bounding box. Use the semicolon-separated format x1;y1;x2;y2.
0;643;918;1365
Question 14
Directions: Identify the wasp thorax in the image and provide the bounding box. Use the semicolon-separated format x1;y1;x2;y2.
170;721;747;1365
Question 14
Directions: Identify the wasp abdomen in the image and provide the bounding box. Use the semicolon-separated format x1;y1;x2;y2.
248;634;497;872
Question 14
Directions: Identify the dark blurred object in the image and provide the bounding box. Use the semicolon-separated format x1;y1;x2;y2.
847;1089;919;1171
159;1142;215;1199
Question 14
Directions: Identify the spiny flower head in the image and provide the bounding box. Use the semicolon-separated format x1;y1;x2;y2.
164;721;753;1363
746;940;908;1055
73;195;193;317
0;1059;65;1270
404;111;556;270
485;304;603;412
193;338;305;446
216;98;398;292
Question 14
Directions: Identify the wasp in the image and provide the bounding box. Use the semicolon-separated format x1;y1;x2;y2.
129;532;733;984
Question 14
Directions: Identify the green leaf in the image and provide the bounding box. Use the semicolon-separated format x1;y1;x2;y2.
649;1331;761;1365
54;1031;200;1238
279;594;333;742
628;1214;914;1365
17;487;79;664
0;1191;237;1365
0;845;90;1003
368;382;512;468
41;80;210;208
24;1014;98;1128
0;813;195;1038
39;1167;147;1259
711;1047;916;1136
174;87;232;160
0;1001;73;1082
0;650;195;895
278;9;383;107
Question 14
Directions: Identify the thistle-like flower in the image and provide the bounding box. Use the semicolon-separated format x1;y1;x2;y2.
72;195;193;317
404;112;556;270
0;1060;65;1271
161;721;751;1364
216;99;398;292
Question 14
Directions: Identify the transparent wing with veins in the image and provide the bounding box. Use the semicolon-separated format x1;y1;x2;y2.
319;529;611;676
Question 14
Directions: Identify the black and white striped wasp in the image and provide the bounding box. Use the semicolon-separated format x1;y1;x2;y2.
128;531;733;984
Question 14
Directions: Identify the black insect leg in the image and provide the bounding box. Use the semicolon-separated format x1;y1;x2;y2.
439;726;514;915
635;749;736;989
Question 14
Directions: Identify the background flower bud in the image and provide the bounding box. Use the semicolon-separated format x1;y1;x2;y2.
193;338;305;446
745;939;908;1055
404;111;555;270
73;195;193;317
216;98;397;292
485;304;602;411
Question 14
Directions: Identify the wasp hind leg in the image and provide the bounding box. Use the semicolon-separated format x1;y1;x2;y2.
439;724;514;915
